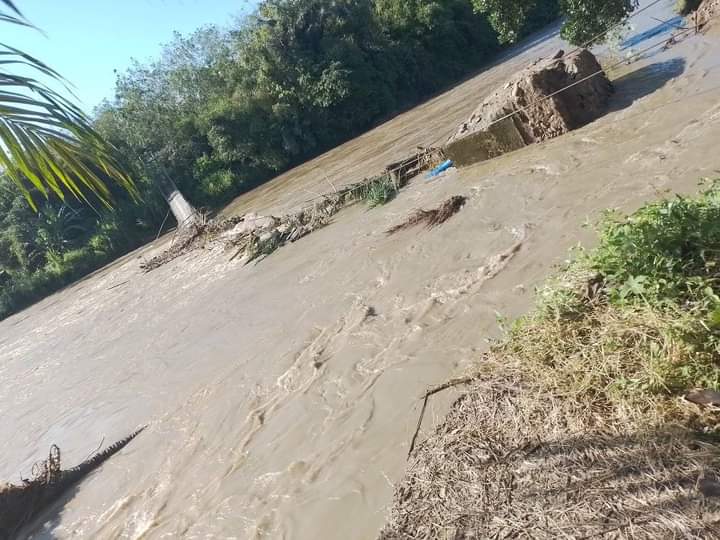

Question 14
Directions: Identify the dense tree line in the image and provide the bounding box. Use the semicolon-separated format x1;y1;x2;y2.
0;0;637;319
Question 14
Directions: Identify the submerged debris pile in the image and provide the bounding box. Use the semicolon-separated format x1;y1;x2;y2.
139;214;245;272
0;428;145;538
141;147;444;271
386;196;467;235
225;198;345;263
444;49;613;166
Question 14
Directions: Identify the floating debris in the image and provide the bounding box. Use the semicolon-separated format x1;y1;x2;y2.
141;148;445;271
386;196;467;235
0;428;145;538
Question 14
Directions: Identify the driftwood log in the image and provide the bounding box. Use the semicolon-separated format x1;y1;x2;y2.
0;427;145;539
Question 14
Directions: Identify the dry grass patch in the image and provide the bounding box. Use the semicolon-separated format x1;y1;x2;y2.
381;376;720;540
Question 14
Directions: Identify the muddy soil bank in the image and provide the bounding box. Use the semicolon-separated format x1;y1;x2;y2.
1;1;720;538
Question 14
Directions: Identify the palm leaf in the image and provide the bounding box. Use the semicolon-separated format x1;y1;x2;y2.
0;2;136;210
1;0;22;15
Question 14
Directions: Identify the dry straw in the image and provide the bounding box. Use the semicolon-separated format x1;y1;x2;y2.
382;371;720;540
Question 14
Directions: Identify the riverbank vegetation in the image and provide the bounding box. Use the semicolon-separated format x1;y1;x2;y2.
0;0;638;320
383;181;720;538
505;181;720;410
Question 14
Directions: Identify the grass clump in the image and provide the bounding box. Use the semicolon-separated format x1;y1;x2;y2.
593;185;720;306
347;173;398;207
500;181;720;424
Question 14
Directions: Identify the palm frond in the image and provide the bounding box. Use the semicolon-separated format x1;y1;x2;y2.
1;0;22;15
0;3;135;210
0;1;38;32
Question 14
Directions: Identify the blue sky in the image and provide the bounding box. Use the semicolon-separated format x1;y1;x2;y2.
4;0;259;113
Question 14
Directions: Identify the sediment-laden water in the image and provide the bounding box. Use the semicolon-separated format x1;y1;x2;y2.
2;1;720;537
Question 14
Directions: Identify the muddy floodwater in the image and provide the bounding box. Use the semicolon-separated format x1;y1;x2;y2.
2;1;720;538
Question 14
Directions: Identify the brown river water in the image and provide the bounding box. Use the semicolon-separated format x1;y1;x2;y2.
2;1;720;538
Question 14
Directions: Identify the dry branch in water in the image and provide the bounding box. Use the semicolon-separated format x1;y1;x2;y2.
408;375;478;459
386;195;467;236
0;428;145;538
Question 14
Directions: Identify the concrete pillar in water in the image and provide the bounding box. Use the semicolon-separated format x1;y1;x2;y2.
156;174;199;229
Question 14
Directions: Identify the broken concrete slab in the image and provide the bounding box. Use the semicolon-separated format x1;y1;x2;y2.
444;49;613;167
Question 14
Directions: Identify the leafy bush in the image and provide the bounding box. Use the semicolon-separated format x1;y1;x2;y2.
0;177;157;320
471;0;538;43
364;176;398;207
591;182;720;306
197;169;237;205
500;182;720;423
472;0;636;46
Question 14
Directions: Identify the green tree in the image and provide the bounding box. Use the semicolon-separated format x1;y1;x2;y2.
374;0;498;95
229;0;391;157
471;0;634;46
560;0;639;45
95;26;239;207
470;0;537;43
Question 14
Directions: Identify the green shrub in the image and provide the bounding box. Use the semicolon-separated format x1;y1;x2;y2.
197;169;237;204
560;0;639;46
590;182;720;306
88;233;113;256
0;243;115;320
499;181;720;424
364;176;398;207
